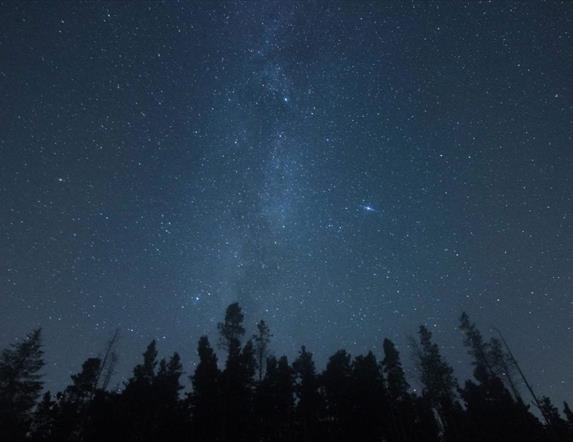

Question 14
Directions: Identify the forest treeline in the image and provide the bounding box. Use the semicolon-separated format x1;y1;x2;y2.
1;304;572;442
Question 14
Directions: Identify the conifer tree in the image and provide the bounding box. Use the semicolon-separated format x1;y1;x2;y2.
30;391;56;441
350;352;386;441
382;338;409;402
382;338;414;441
156;353;183;402
218;303;255;441
191;336;221;441
255;355;295;440
416;326;457;409
459;312;492;382
487;337;521;401
293;346;321;442
253;320;272;381
564;401;573;425
218;302;245;352
539;396;570;438
119;340;160;441
66;358;101;404
414;325;460;440
130;340;158;387
0;328;44;441
322;349;352;439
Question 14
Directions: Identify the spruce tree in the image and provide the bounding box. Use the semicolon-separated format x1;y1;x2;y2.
351;352;385;441
120;340;160;441
416;326;457;409
322;349;352;440
564;401;573;425
218;302;245;352
191;336;221;441
253;320;272;381
0;328;44;441
382;338;409;402
487;337;521;401
293;346;321;442
382;338;413;441
459;312;492;382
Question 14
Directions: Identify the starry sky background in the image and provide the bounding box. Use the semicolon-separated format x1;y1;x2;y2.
1;1;572;406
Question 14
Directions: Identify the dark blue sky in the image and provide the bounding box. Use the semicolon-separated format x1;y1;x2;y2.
1;1;571;406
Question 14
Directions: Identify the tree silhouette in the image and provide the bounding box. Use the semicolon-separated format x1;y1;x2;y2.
293;346;322;442
382;338;415;441
191;336;221;441
0;328;44;442
51;357;102;440
460;374;544;442
413;325;461;439
153;353;184;441
67;358;101;404
487;337;521;401
130;340;158;388
255;355;294;441
539;396;570;439
119;340;160;442
219;302;255;441
382;338;409;402
30;391;57;441
459;312;493;382
2;305;571;442
321;349;352;441
253;320;272;382
564;401;573;426
218;302;245;352
350;352;386;441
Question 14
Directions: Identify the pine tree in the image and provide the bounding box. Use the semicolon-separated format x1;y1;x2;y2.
414;325;460;440
416;326;457;409
30;392;56;441
218;302;245;352
156;353;183;402
152;353;184;441
459;312;492;382
218;303;255;441
460;371;544;441
191;336;221;441
293;346;321;442
253;320;272;381
350;352;386;441
321;349;352;440
487;337;521;401
130;340;158;387
382;338;409;402
382;338;414;441
66;358;101;403
48;357;103;441
0;328;44;441
255;355;295;441
120;340;160;441
539;396;570;438
564;401;573;425
275;356;295;416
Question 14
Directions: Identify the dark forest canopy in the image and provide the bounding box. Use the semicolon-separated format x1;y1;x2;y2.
1;304;571;442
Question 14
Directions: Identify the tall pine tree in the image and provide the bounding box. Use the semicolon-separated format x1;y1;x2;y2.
0;328;44;442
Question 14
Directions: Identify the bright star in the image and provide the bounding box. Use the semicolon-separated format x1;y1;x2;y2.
362;204;376;212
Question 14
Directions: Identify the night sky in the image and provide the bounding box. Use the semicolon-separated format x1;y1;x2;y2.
1;1;572;405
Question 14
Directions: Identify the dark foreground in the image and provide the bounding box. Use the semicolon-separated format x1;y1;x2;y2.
1;303;572;442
